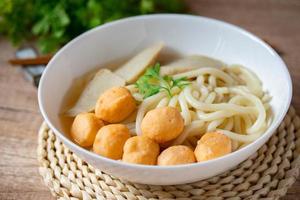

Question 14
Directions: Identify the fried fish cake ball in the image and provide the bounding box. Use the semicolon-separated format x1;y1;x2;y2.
141;107;184;143
71;113;104;147
93;124;131;160
194;132;232;162
122;136;160;165
158;145;196;166
95;87;136;123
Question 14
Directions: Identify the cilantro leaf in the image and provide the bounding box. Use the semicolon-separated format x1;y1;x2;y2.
135;63;190;99
173;77;190;88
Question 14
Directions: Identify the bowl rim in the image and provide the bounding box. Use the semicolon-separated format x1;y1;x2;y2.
38;14;293;170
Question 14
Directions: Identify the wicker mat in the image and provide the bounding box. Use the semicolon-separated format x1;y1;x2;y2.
37;107;300;200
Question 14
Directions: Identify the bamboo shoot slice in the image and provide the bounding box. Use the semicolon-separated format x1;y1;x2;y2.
160;55;225;76
115;43;164;83
66;69;125;116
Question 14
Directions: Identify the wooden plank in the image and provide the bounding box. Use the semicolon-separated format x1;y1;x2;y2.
0;0;299;199
0;39;54;200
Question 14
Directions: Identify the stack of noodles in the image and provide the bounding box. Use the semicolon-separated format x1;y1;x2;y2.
126;65;272;151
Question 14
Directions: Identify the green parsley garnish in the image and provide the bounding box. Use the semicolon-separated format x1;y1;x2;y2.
0;0;185;53
135;63;190;98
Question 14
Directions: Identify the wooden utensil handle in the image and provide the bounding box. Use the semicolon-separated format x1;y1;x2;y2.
9;54;53;66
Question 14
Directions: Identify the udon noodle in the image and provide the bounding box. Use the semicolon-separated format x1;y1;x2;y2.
126;65;272;151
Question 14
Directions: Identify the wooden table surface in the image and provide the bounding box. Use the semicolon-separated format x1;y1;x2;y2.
0;0;299;199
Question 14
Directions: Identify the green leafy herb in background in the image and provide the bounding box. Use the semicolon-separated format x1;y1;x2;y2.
0;0;185;53
135;63;190;98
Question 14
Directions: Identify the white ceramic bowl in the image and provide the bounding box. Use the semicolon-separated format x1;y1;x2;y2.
38;14;292;185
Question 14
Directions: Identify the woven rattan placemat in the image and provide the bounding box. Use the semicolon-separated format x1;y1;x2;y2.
37;107;300;200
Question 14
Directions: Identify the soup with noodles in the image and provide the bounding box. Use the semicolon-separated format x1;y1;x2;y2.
61;43;272;166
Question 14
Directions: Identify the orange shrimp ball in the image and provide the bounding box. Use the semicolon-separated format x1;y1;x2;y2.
122;136;160;165
158;145;196;166
141;107;184;143
93;124;131;160
95;87;136;123
71;113;104;147
194;132;232;162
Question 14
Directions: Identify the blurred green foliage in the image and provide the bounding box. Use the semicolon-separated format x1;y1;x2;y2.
0;0;184;53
